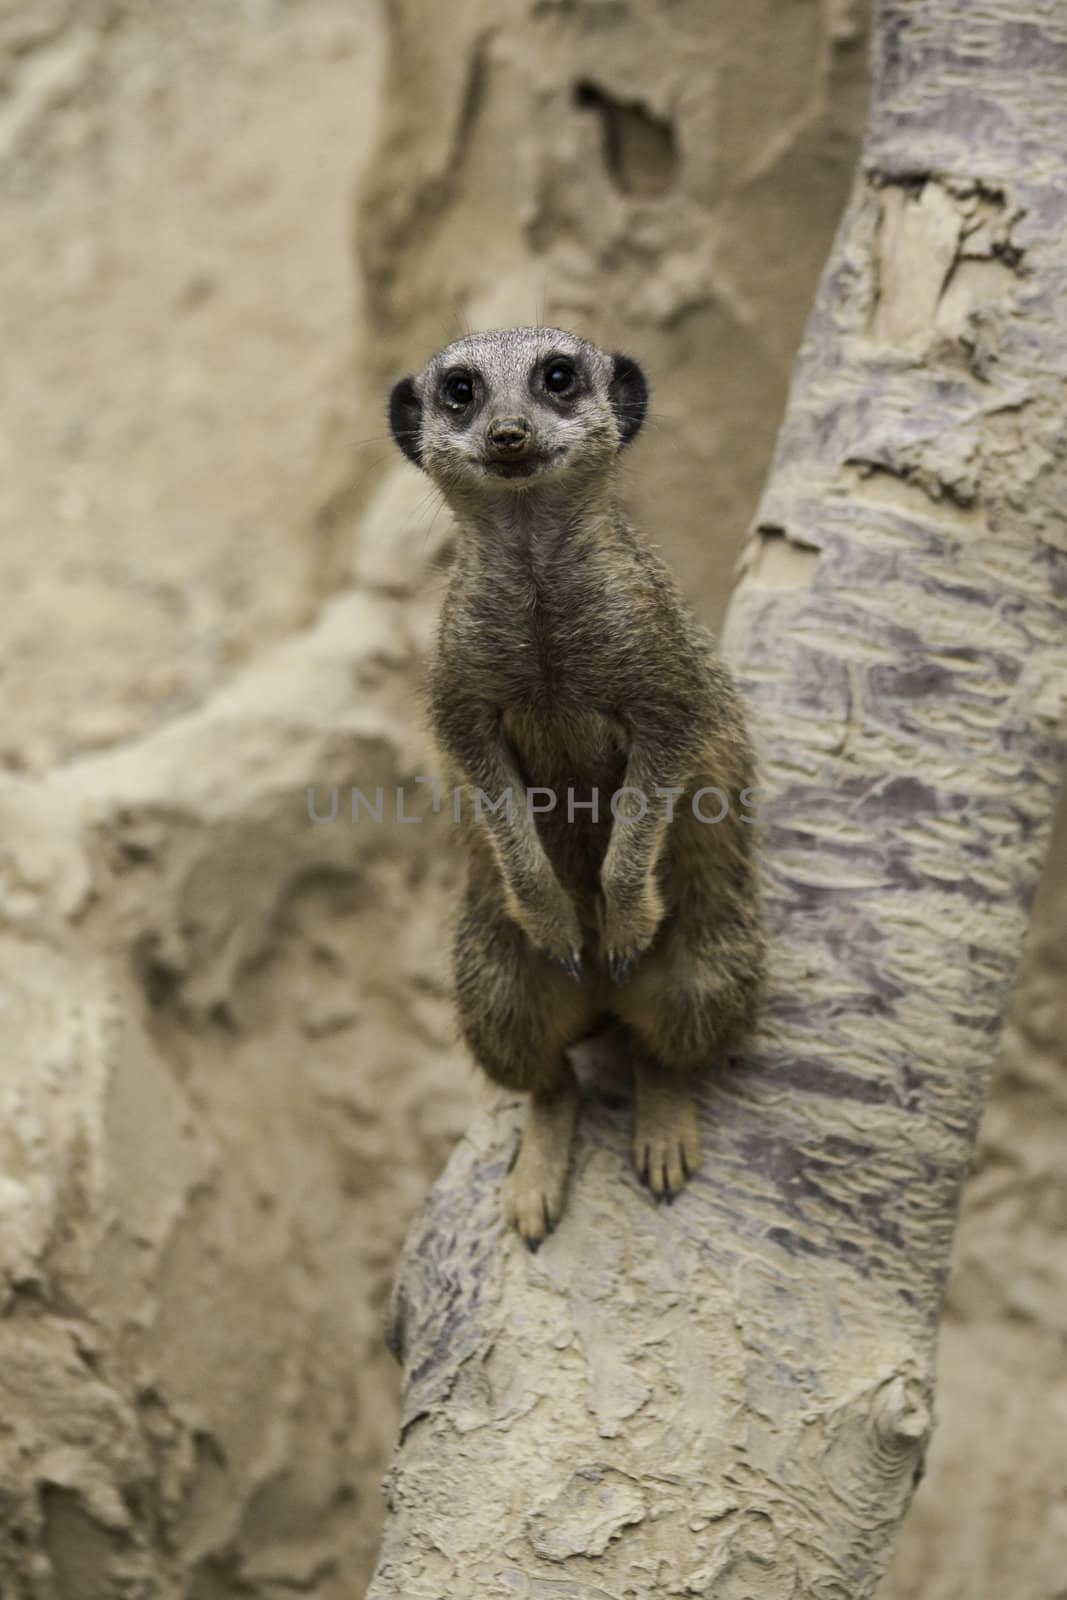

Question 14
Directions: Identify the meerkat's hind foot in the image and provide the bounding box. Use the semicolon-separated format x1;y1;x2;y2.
505;1071;579;1250
632;1059;701;1202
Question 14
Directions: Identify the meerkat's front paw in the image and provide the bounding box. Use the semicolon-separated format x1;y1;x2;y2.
632;1067;700;1201
506;876;585;979
506;1078;579;1249
601;879;664;984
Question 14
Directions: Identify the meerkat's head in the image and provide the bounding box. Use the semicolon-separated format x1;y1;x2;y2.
387;327;647;498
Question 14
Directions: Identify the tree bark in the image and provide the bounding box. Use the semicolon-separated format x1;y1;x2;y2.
367;2;1067;1594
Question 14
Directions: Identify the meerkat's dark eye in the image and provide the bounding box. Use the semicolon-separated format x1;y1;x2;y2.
544;361;576;395
443;371;475;409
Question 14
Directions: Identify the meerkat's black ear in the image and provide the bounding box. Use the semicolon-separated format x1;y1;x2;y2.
388;376;423;468
608;353;648;449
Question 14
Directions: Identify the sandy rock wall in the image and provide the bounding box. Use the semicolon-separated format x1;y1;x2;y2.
0;0;376;773
0;0;1063;1594
0;591;472;1595
0;4;444;1593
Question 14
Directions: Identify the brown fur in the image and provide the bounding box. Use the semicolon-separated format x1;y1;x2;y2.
389;327;764;1245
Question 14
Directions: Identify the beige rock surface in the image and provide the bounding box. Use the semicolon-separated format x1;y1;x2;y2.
0;0;1062;1594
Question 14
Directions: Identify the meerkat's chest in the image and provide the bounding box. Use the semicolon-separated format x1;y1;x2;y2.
501;704;628;791
464;565;630;705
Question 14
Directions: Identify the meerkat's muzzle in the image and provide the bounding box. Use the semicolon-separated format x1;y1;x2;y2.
485;415;533;458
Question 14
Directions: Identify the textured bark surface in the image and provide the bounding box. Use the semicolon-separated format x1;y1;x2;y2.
368;3;1067;1594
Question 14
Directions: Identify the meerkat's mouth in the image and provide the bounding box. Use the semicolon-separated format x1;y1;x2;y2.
485;461;540;478
482;448;566;480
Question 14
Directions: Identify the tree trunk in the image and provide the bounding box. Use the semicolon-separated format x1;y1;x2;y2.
367;2;1067;1594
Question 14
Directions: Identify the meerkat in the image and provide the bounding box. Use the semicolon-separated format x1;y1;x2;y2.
388;327;763;1248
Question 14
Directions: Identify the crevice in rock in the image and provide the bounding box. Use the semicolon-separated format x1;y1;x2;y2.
574;79;678;196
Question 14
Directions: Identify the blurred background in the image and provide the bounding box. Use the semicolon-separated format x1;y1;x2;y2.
0;1;1063;1594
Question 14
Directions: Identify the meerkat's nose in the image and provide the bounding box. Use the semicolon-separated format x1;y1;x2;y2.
485;416;533;456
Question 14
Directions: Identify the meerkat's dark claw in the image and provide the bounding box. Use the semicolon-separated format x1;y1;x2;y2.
637;1142;651;1186
608;949;637;985
555;950;583;982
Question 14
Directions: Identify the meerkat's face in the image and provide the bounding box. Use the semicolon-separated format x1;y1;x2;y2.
388;327;647;496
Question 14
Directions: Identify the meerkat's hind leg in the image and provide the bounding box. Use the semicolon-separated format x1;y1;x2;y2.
631;1046;701;1201
506;1061;580;1250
